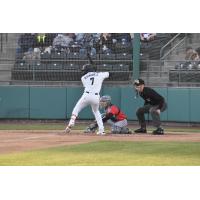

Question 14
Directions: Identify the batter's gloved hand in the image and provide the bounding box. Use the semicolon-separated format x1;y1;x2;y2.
84;123;98;133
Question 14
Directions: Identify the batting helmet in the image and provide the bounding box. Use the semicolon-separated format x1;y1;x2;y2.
81;64;96;75
100;95;111;109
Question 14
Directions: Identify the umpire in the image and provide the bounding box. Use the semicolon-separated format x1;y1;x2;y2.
134;79;167;135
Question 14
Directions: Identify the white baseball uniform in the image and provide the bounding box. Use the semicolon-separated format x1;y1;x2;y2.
68;71;109;133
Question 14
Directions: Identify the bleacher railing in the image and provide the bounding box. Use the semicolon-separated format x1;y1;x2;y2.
140;59;200;87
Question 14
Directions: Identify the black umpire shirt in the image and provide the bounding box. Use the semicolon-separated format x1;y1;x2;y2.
139;87;165;109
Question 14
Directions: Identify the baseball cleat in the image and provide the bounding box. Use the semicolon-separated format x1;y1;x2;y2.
65;125;72;133
152;127;164;135
96;131;106;135
134;128;147;133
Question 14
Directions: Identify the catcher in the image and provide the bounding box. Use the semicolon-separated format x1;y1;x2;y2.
84;95;132;134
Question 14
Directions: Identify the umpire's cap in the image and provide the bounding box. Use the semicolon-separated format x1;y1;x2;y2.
81;64;96;75
134;78;145;86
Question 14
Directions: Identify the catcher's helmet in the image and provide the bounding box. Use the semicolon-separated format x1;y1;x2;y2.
81;64;96;75
100;95;111;108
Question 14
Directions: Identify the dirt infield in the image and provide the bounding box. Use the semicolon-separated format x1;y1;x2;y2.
0;130;199;154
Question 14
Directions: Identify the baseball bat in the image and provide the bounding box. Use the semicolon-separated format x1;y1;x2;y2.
87;52;94;65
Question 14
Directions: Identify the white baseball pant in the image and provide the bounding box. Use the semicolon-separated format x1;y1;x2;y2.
69;92;104;133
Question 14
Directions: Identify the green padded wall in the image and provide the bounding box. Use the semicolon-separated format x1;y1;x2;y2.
190;88;200;122
167;88;190;122
0;86;29;118
121;86;143;120
30;87;66;119
0;86;200;122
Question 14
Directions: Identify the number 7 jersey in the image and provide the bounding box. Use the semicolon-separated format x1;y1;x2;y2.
81;72;109;93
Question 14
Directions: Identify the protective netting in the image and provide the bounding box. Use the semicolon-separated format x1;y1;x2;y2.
12;33;133;82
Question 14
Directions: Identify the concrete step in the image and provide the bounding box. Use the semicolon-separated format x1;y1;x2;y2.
0;70;11;82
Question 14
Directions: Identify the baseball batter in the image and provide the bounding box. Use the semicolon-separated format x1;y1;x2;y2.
65;64;109;135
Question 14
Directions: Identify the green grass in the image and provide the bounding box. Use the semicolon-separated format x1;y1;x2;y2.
0;141;200;166
0;123;85;130
0;123;199;133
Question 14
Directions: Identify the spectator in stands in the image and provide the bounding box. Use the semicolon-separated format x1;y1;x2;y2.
98;33;113;53
67;33;76;41
17;33;36;56
185;47;193;60
79;33;97;55
195;47;200;58
112;33;132;43
22;47;41;65
34;33;48;49
177;47;200;70
191;51;199;61
185;47;199;61
130;33;134;40
140;33;156;42
40;33;57;47
53;33;73;50
26;33;57;54
75;33;85;44
92;33;101;42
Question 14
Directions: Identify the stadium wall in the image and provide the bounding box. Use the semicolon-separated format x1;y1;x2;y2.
0;86;200;122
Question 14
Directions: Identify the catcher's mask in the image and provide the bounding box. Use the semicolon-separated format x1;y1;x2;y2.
100;95;111;109
81;64;96;75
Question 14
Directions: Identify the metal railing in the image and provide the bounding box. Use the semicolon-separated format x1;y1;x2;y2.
139;59;200;87
0;33;8;52
160;33;187;60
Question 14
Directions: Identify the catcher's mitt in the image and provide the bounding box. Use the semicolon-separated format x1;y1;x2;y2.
84;123;98;133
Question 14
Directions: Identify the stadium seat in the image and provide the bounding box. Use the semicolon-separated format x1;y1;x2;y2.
12;70;33;81
79;52;88;60
114;41;132;53
113;63;130;71
99;53;116;60
46;62;63;70
30;63;46;70
64;62;80;70
96;64;113;71
14;62;29;70
109;71;131;81
115;53;132;60
68;44;81;53
50;51;66;60
67;52;81;60
40;52;51;64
